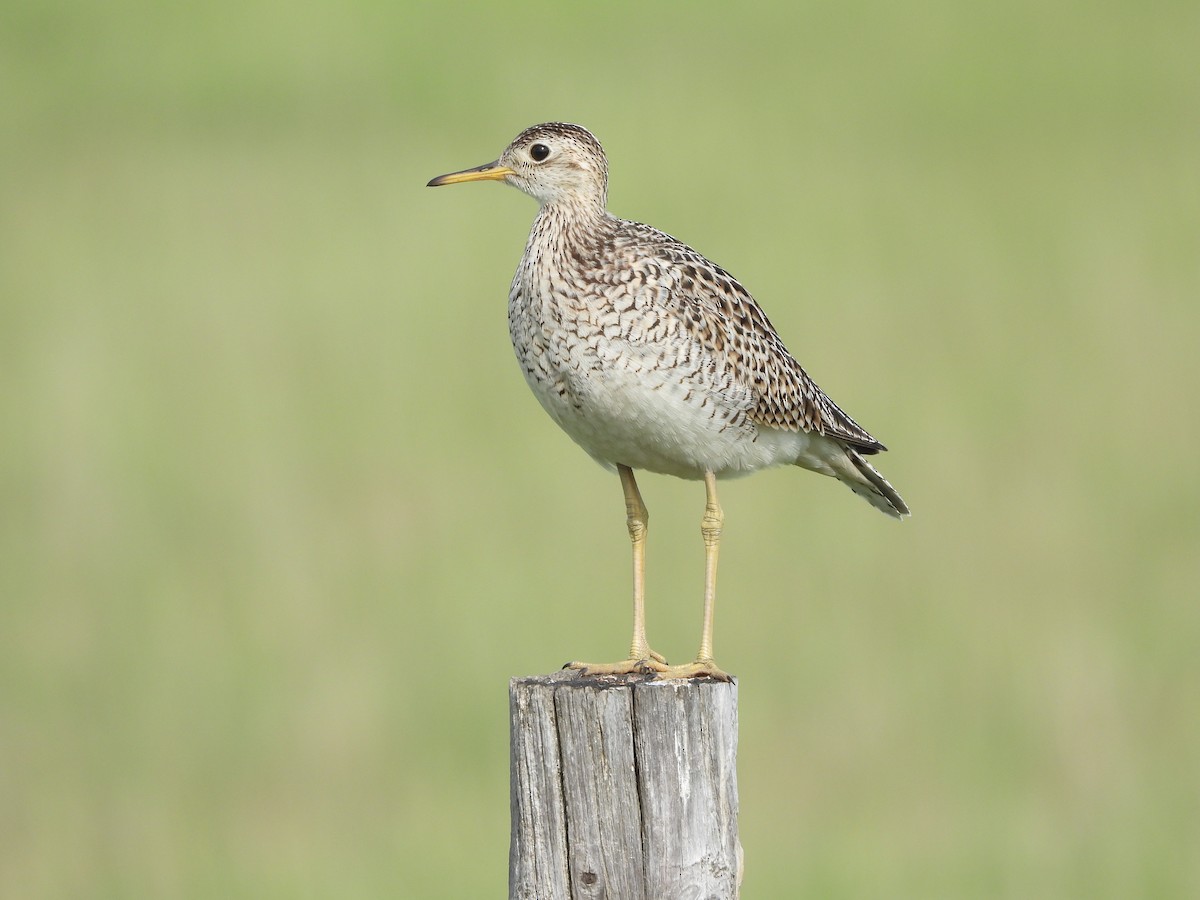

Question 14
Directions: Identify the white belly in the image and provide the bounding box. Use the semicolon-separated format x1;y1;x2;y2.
518;335;811;480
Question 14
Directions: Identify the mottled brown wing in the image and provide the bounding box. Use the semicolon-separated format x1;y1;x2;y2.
644;231;887;453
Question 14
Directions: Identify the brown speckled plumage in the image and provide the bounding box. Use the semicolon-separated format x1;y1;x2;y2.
459;122;906;516
526;208;886;450
428;122;907;678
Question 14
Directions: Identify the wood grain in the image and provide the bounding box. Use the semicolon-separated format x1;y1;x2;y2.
509;670;741;899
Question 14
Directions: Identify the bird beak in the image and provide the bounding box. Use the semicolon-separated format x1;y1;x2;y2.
427;160;515;187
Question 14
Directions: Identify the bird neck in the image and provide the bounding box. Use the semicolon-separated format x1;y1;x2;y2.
531;198;613;256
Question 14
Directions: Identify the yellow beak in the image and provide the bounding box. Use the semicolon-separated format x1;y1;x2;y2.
427;160;515;187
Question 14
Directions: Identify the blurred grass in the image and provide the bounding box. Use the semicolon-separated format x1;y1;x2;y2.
2;0;1198;896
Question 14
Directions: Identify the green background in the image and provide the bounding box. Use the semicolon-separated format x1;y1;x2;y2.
3;0;1198;896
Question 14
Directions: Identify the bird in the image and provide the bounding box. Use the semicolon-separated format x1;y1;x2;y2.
427;123;908;680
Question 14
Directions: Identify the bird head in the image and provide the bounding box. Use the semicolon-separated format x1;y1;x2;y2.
428;122;609;210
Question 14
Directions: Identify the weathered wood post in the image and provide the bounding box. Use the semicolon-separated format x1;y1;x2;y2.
509;669;742;899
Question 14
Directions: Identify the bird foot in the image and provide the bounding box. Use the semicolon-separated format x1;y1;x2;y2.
564;655;670;677
655;658;733;682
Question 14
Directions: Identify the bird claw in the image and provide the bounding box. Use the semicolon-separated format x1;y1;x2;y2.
655;659;734;682
562;656;731;682
563;656;670;677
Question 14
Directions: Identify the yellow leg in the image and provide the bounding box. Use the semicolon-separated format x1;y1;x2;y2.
566;465;668;676
660;471;732;681
619;465;668;664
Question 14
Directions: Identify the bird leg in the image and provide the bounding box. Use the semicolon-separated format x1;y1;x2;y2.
565;465;669;676
659;471;732;681
619;465;668;665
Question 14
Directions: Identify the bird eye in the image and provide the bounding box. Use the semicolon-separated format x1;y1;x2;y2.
530;143;551;162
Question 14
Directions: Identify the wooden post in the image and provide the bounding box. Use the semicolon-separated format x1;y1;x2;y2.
509;669;742;899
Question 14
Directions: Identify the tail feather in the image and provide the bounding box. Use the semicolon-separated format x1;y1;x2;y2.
837;447;910;519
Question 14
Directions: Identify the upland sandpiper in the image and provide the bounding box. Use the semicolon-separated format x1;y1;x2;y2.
428;123;909;680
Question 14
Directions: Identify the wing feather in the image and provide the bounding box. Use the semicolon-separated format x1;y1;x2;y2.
614;220;886;453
